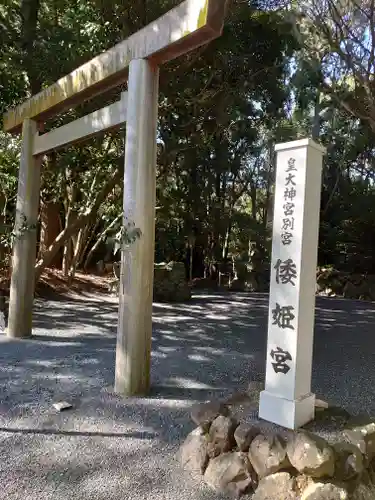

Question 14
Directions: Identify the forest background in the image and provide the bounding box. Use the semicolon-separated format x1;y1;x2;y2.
1;0;374;288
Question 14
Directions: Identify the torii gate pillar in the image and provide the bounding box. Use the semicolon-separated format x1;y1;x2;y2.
7;119;41;338
115;59;159;395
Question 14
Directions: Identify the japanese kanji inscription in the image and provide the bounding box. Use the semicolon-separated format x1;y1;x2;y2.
271;347;292;374
281;157;297;246
274;258;297;286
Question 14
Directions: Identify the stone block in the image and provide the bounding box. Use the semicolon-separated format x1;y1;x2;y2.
190;401;229;432
252;472;297;500
249;434;291;479
286;432;335;478
301;482;348;500
153;261;191;302
333;441;364;481
179;427;209;475
234;424;260;452
208;415;238;458
204;451;255;497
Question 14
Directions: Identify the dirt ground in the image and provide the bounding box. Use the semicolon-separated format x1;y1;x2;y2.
0;268;112;298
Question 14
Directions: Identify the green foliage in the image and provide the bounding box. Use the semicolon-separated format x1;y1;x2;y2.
0;132;19;268
113;222;142;254
1;0;375;281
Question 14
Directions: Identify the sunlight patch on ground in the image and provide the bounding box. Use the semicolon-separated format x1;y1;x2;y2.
232;319;256;327
23;360;57;368
152;351;168;359
161;334;181;341
127;397;193;409
194;346;225;355
187;354;213;362
204;314;230;320
156;314;193;323
165;377;214;389
158;346;178;353
154;303;205;312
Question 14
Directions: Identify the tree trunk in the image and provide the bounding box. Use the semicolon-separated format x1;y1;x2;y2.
189;241;194;282
21;0;42;95
264;139;275;230
39;200;61;266
78;220;101;269
212;169;223;260
83;213;122;270
67;225;86;284
250;184;257;219
76;223;90;267
61;167;78;276
0;192;7;271
312;90;321;140
61;208;73;276
35;167;122;283
222;220;232;261
36;215;89;283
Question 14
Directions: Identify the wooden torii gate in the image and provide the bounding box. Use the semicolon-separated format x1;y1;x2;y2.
3;0;228;396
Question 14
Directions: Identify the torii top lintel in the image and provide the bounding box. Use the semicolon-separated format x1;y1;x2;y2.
3;0;227;134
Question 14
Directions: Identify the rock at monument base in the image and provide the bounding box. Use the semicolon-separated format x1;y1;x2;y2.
249;433;290;479
351;477;375;500
208;415;238;458
315;398;329;410
287;432;335;478
333;442;364;481
182;401;375;498
234;424;260;452
252;472;297;500
179;427;209;475
153;261;191;302
344;422;375;462
203;451;255;497
300;481;348;500
314;406;351;425
190;401;230;432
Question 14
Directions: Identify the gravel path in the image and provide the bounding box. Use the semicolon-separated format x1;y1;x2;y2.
1;292;375;499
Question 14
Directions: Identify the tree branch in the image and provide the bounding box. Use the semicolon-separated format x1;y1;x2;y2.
35;165;123;282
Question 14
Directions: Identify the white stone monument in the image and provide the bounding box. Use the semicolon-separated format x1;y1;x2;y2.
258;138;326;430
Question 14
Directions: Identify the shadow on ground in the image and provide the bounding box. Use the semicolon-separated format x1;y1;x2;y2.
0;291;374;499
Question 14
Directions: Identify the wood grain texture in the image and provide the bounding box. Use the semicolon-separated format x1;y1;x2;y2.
33;93;128;155
7;119;41;338
115;59;159;396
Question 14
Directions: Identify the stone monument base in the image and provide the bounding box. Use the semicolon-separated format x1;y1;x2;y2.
258;390;315;430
